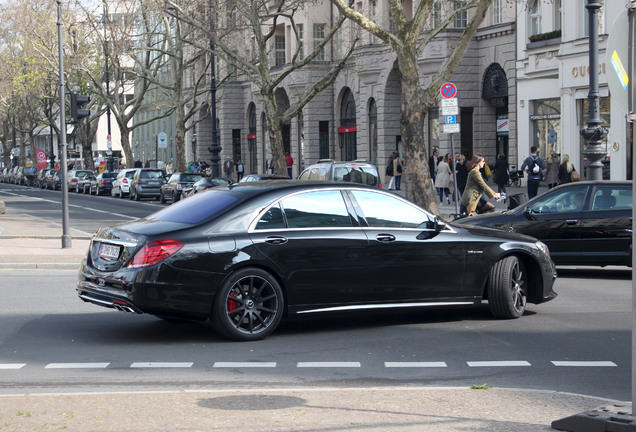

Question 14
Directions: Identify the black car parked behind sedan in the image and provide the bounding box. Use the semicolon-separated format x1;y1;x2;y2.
455;181;632;267
78;181;557;341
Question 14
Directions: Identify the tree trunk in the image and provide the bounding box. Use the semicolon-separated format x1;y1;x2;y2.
396;52;439;214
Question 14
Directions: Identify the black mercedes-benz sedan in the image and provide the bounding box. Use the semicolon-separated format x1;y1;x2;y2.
455;181;632;267
77;181;557;341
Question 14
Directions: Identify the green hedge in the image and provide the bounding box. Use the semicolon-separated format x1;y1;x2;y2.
529;30;562;43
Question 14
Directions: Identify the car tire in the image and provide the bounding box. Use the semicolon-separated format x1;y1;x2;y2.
487;256;527;319
211;268;284;341
119;189;124;199
160;192;166;204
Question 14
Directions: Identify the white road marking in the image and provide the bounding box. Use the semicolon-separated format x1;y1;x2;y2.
551;361;617;367
384;362;447;368
213;362;277;368
0;364;26;370
297;362;361;368
45;363;110;369
130;362;194;368
467;361;531;367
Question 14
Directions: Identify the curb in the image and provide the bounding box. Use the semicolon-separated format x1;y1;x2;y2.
0;263;81;270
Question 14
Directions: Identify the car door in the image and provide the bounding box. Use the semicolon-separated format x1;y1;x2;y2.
579;184;632;266
249;189;372;308
510;185;588;264
348;190;466;301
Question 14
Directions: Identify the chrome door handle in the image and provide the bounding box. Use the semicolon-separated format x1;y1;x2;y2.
265;236;288;245
565;219;578;225
376;234;396;242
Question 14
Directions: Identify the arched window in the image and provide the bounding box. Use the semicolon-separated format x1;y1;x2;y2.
339;88;357;161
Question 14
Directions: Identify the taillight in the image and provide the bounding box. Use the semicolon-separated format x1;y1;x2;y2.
127;239;184;269
123;178;129;184
176;184;182;190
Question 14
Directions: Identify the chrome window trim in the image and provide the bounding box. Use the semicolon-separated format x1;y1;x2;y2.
247;186;456;234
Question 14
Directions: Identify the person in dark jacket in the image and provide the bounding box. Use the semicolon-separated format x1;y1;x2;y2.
455;154;468;196
493;153;509;195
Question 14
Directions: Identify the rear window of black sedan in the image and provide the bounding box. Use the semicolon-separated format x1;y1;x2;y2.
147;190;238;224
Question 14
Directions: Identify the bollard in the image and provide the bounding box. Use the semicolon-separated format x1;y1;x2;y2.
0;200;4;214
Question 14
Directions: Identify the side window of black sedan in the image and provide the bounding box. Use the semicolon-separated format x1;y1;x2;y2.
255;204;286;230
350;191;430;228
280;190;352;228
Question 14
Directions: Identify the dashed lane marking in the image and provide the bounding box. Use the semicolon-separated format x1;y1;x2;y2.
213;362;277;368
385;362;447;368
467;361;532;367
552;361;617;367
45;363;110;369
0;364;25;370
130;362;194;368
297;362;361;368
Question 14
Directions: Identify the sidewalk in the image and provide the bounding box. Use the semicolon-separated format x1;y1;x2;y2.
0;206;90;269
0;387;628;432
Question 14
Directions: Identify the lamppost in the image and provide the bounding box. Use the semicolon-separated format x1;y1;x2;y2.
207;0;220;177
580;0;608;181
103;1;113;171
57;0;71;248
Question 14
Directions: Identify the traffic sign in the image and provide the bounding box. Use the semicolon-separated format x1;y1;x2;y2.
440;82;457;99
443;124;460;134
157;132;168;149
606;8;631;114
445;115;456;125
440;98;458;107
441;106;458;116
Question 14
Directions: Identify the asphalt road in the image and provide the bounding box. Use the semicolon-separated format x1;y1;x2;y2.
0;182;631;402
0;265;630;401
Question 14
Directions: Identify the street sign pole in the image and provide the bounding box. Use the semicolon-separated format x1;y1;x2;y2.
440;83;460;215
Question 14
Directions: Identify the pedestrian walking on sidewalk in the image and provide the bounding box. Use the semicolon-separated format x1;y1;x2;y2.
493;153;509;195
435;154;453;204
545;151;560;189
521;146;546;199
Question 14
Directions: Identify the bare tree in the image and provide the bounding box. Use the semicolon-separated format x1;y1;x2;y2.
331;0;492;212
173;0;357;176
75;0;176;168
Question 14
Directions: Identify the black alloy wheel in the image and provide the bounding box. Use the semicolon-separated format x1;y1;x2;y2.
487;256;527;319
212;268;284;341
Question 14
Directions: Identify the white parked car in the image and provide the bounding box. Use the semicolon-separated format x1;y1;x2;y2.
111;168;140;198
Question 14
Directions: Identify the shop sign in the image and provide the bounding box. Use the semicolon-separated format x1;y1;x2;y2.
530;114;561;121
496;114;509;136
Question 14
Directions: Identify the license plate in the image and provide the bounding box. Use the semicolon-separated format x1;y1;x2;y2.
148;181;160;186
98;243;120;261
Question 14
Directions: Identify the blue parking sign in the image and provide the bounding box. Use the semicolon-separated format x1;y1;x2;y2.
445;115;456;125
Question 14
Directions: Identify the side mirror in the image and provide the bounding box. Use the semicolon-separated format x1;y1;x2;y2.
523;206;536;220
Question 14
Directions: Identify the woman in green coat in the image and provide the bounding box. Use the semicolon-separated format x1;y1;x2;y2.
461;154;500;216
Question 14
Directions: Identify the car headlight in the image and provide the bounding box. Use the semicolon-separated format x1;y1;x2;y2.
535;241;550;256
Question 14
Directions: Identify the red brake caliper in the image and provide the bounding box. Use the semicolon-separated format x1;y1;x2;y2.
227;293;238;312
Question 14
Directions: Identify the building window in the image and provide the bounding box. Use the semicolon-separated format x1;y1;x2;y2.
493;0;502;25
530;99;561;159
433;1;442;27
582;1;605;37
370;0;378;44
275;35;286;66
319;121;329;159
297;24;304;60
454;1;467;29
313;24;325;60
554;0;561;31
529;0;541;36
